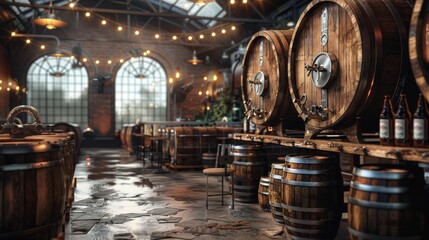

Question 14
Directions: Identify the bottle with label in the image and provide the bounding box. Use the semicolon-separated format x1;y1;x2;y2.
379;95;394;145
395;94;412;146
413;93;429;147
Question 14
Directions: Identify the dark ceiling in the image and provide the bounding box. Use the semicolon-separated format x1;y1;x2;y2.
0;0;308;66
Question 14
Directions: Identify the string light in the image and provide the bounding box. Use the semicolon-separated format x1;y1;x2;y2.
117;26;123;31
172;35;177;40
211;32;216;37
187;35;193;41
199;34;204;39
11;32;16;36
85;12;91;17
198;91;202;95
213;75;217;81
230;0;235;4
107;60;112;64
101;19;107;25
119;59;124;63
206;90;210;95
40;45;45;50
204;76;208;81
25;39;31;44
69;2;75;8
243;0;247;3
155;33;160;39
134;30;140;36
169;78;173;84
221;29;226;34
95;60;100;64
231;25;236;30
82;58;88;62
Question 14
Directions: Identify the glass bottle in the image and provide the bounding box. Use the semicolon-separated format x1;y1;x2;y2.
413;93;429;147
395;94;412;146
380;95;394;145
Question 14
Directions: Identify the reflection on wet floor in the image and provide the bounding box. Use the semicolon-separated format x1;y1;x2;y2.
65;148;349;240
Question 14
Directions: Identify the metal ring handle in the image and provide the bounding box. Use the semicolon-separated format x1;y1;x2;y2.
6;105;42;124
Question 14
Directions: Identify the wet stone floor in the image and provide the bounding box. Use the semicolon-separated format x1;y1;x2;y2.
65;148;349;240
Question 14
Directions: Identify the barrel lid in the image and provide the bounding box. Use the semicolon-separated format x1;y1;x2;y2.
285;154;335;164
231;144;263;150
353;164;423;180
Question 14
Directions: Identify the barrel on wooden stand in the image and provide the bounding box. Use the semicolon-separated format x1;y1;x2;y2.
269;163;284;224
410;0;429;103
230;144;266;203
282;154;343;239
258;176;270;211
0;137;66;239
242;29;303;132
348;164;426;239
288;0;418;140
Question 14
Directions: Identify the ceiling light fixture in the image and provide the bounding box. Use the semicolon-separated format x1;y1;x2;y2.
32;1;66;29
188;0;215;6
187;50;203;65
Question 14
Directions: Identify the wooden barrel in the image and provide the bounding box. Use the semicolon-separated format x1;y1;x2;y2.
53;122;82;153
348;164;426;240
122;124;142;154
269;163;284;224
230;144;266;203
241;30;301;128
169;127;200;165
288;0;417;134
202;152;217;169
410;0;429;103
282;154;343;239
0;137;66;239
169;127;239;166
258;176;270;212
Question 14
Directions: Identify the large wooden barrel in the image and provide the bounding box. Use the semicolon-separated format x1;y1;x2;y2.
0;137;66;239
123;124;142;154
348;164;426;240
242;30;301;128
169;127;239;166
230;144;266;203
282;154;343;239
288;0;417;134
169;127;201;165
258;176;270;212
410;0;429;103
269;163;284;224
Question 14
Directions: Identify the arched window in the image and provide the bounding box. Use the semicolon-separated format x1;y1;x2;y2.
115;56;167;130
27;55;89;127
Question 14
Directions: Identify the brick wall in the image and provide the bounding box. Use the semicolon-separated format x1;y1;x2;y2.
7;15;221;136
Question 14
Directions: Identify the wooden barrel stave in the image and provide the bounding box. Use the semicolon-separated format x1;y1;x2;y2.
288;0;418;133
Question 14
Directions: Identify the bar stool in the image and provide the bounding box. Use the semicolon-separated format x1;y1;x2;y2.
202;144;234;209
